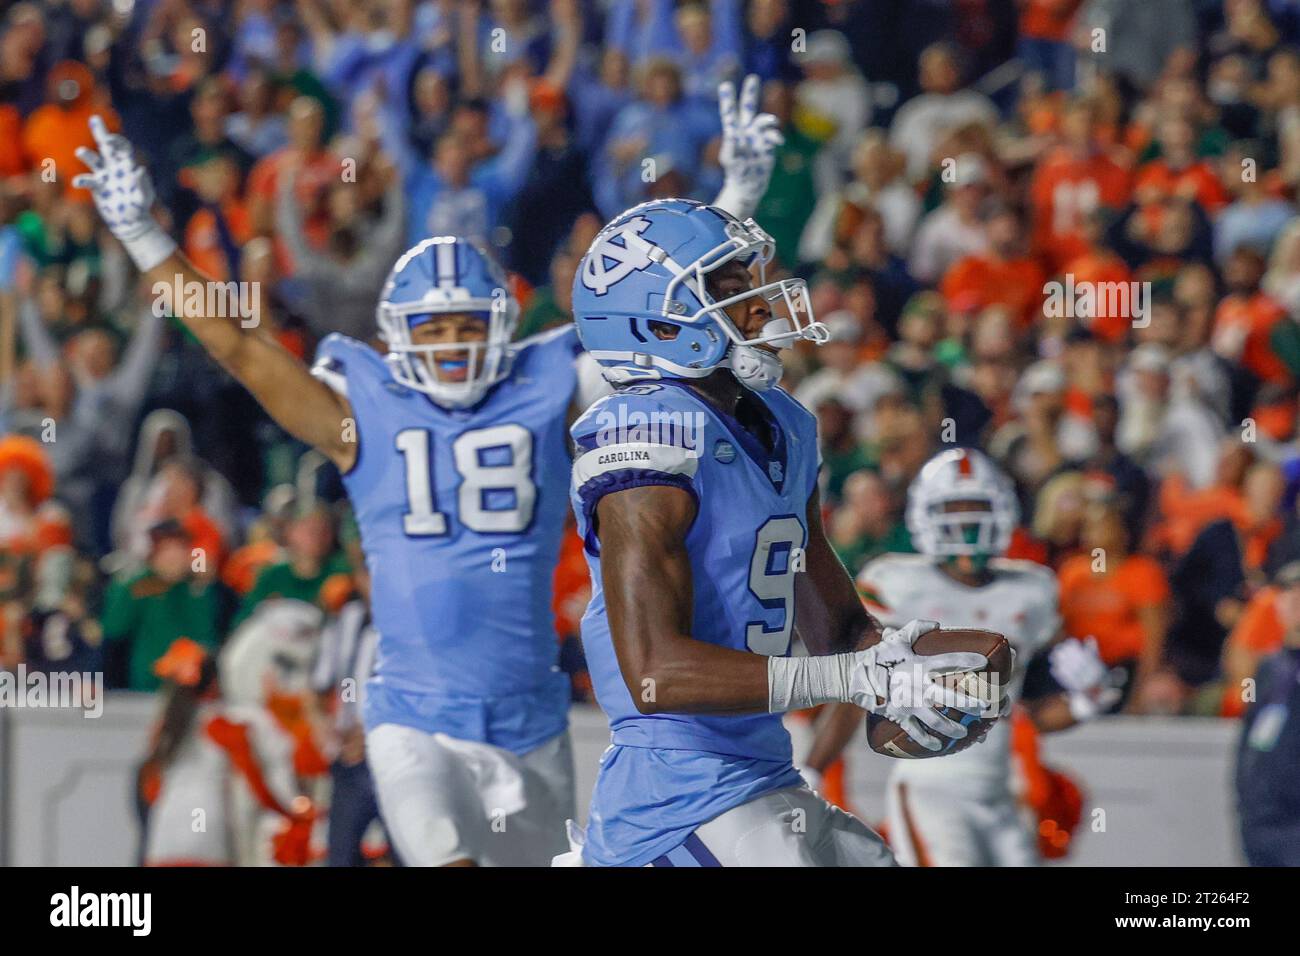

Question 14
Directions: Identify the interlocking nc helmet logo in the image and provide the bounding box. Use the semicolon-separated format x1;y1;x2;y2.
581;217;656;296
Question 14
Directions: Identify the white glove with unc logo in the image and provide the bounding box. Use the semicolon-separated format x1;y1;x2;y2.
72;115;176;271
714;74;784;221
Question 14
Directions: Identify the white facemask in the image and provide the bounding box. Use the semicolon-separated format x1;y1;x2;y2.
727;343;784;391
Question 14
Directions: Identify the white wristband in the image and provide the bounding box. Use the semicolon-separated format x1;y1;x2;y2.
121;221;177;273
712;182;759;222
767;653;856;713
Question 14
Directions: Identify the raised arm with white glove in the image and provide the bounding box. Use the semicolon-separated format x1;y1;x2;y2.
768;619;991;752
72;116;177;272
71;115;358;471
712;74;784;222
1049;636;1122;721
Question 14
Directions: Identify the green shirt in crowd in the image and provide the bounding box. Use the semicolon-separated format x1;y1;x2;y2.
833;522;916;577
101;572;222;692
517;287;571;340
755;123;821;270
232;554;352;629
821;445;878;503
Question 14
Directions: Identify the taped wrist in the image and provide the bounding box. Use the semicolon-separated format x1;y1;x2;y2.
712;182;758;222
767;652;856;713
121;222;177;273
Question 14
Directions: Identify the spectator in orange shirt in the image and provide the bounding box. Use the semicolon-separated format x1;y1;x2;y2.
245;97;339;268
0;104;25;178
21;60;119;199
940;202;1046;329
1150;441;1252;557
1060;209;1136;342
1058;500;1171;707
222;486;299;597
0;435;55;551
180;151;251;282
1240;461;1286;576
1220;584;1284;717
1029;99;1132;272
124;458;227;578
1212;247;1292;385
1134;116;1229;214
1018;0;1084;92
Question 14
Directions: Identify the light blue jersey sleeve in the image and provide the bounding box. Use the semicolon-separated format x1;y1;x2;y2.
570;384;705;555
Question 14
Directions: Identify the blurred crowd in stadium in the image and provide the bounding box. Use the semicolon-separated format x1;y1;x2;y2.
3;0;1300;839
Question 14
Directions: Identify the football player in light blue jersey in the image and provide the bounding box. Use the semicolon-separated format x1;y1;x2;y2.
74;76;787;867
309;235;592;867
561;199;997;867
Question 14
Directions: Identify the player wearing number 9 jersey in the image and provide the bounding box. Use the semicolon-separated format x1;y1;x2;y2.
559;199;992;867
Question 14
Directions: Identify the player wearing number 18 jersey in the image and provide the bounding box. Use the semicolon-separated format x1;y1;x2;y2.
74;112;594;865
311;237;588;866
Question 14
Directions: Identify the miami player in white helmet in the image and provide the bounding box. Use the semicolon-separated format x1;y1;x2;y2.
804;447;1121;865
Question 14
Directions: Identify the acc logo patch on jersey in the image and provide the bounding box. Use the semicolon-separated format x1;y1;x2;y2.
581;217;657;296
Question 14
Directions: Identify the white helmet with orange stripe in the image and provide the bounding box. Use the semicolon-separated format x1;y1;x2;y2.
906;448;1019;560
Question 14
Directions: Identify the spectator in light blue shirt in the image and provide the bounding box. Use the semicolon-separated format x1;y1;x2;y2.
669;0;742;104
567;49;636;158
0;223;24;292
1214;142;1295;266
401;92;538;249
606;0;742;104
225;67;289;160
595;59;721;218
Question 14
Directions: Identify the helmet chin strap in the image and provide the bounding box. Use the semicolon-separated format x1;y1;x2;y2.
726;343;783;391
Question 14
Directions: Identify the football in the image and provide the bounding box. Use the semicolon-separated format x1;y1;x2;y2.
863;628;1013;759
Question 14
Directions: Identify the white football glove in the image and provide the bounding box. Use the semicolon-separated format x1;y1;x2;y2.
71;115;176;271
1049;636;1122;721
850;619;990;753
713;74;784;221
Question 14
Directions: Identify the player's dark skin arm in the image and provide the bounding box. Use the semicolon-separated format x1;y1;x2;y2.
794;487;884;656
597;483;882;714
1024;634;1085;733
596;484;772;714
794;487;887;772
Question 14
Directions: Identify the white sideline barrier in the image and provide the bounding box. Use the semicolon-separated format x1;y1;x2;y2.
0;697;1244;866
830;716;1246;867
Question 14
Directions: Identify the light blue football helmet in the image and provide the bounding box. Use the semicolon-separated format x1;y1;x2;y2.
571;199;828;391
376;236;519;407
